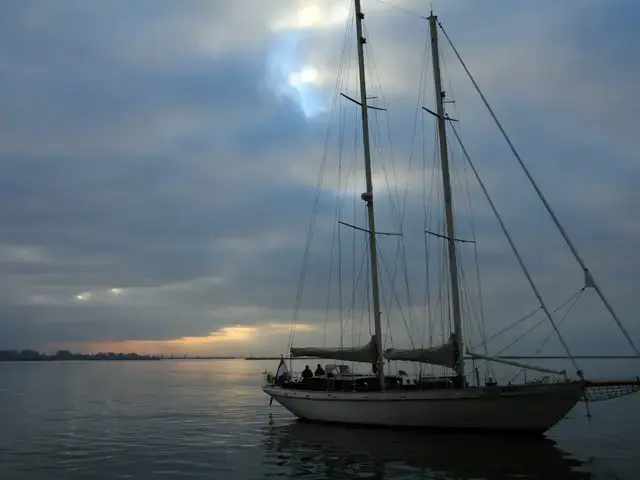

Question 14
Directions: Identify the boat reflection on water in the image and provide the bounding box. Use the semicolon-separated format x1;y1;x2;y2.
262;416;592;479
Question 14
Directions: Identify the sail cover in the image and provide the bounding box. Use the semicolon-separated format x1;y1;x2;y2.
290;335;377;364
383;335;457;369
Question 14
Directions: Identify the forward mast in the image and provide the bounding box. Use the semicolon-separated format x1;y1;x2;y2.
353;0;385;388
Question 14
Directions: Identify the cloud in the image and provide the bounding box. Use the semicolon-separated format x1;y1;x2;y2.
0;0;638;378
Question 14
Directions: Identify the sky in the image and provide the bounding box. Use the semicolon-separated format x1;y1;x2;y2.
1;0;639;373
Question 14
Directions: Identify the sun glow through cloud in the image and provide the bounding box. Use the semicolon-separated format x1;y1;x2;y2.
288;66;320;86
271;4;349;31
268;33;330;118
266;3;348;118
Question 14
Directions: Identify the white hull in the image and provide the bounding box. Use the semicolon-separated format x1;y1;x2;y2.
263;381;585;434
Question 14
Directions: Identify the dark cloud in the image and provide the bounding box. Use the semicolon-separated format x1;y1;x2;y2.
0;0;638;364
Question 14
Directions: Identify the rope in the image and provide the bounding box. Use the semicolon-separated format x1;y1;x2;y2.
377;243;415;349
437;20;639;358
508;289;585;383
363;17;424;353
447;122;581;376
288;4;355;353
371;0;428;20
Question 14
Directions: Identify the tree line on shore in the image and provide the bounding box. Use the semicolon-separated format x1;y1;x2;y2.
0;349;161;361
0;350;246;361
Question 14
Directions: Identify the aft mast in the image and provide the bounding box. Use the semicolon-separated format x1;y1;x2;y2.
428;13;465;384
354;0;385;389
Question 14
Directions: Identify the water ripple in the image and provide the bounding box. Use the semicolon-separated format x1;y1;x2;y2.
0;360;637;479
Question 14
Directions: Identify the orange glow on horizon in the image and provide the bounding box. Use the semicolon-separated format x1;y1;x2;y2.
44;323;317;356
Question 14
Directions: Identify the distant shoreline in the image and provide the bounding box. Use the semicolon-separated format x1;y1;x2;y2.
0;350;243;362
0;357;307;362
0;350;320;362
0;357;162;362
0;351;161;362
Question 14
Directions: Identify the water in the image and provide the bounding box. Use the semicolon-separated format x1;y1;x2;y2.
0;360;637;479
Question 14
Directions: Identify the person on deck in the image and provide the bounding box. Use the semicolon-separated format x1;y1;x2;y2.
314;364;325;376
301;365;313;380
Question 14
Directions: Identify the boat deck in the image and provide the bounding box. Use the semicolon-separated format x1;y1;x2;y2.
280;375;468;392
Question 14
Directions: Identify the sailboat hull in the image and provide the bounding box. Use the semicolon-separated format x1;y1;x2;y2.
263;381;584;434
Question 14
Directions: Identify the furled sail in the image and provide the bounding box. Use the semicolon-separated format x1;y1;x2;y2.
290;335;377;364
383;334;457;369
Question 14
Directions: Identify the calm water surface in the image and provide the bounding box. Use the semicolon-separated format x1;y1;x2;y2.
0;360;637;479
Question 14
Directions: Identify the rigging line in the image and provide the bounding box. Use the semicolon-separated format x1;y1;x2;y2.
456;250;480;330
380;272;394;350
358;226;370;344
388;241;403;331
447;128;474;347
534;289;584;356
442;232;451;378
441;217;451;339
365;234;373;337
378;243;414;348
415;40;432;351
338;109;345;351
439;43;490;368
479;310;565;376
400;29;430;232
318;60;348;348
346;223;369;342
509;289;585;384
363;20;418;340
378;242;415;348
436;125;452;348
371;0;428;20
377;249;393;350
322;173;339;347
471;289;583;352
421;111;429;348
458;260;483;362
362;24;402;230
400;238;417;341
465;157;490;359
375;208;413;345
382;243;398;342
346;244;368;319
288;5;355;351
336;58;359;205
448;122;581;376
338;99;360;339
351;244;356;357
446;122;491;366
351;129;358;345
423;119;439;348
344;223;368;317
410;25;431;212
369;53;412;263
456;255;484;351
324;20;359;349
424;117;439;348
437;20;639;357
430;120;449;349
